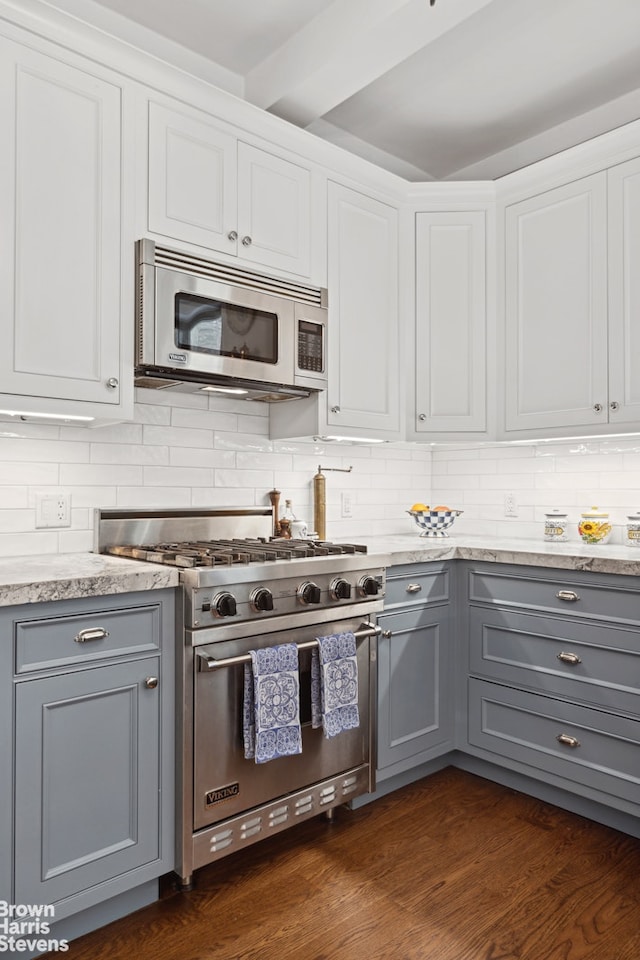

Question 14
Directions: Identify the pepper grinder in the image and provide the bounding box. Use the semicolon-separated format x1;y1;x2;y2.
268;488;281;538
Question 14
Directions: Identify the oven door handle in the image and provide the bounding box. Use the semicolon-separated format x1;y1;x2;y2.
196;621;381;671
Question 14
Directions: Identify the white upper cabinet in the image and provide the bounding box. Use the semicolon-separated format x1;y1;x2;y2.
503;162;640;437
326;182;401;437
607;156;640;426
0;36;131;419
147;100;312;279
503;174;609;435
269;181;402;442
412;211;487;437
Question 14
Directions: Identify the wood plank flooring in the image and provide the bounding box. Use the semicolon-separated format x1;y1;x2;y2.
48;768;640;960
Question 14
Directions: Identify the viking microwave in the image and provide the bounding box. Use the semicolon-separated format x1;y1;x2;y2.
135;240;328;402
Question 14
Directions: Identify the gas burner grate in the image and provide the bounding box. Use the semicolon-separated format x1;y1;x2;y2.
105;537;367;568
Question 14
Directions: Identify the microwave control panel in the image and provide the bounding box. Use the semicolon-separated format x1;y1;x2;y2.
297;319;324;373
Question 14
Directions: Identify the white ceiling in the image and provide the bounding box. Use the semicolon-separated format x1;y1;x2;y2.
47;0;640;181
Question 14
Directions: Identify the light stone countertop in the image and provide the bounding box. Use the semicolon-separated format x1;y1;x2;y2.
2;535;640;608
0;553;180;607
358;534;640;577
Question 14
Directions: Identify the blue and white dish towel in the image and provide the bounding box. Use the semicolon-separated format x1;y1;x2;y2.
311;631;360;738
243;643;302;764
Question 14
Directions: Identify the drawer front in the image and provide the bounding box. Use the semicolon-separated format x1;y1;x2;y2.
16;603;161;673
468;567;640;625
468;678;640;806
385;564;449;608
469;606;640;715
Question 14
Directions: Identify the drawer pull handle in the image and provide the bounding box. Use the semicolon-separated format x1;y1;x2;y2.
74;627;109;643
557;651;582;665
556;733;581;749
556;590;580;602
406;583;423;594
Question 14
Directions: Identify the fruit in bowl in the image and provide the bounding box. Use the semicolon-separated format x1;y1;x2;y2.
406;506;463;538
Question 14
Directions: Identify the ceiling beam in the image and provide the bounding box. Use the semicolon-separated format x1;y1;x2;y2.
245;0;498;127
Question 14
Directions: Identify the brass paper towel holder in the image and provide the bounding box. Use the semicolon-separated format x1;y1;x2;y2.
313;465;352;540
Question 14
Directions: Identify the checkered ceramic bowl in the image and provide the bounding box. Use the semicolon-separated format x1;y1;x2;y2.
406;508;463;538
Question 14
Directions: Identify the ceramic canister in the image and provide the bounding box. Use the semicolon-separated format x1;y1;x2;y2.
544;510;568;542
578;506;612;545
625;513;640;547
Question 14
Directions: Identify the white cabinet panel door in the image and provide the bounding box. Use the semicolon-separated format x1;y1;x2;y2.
504;174;608;433
415;211;486;433
327;183;400;435
237;143;311;277
0;40;123;405
148;101;237;256
608;157;640;426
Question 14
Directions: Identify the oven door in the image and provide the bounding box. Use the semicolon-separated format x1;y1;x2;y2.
192;616;376;831
154;266;296;384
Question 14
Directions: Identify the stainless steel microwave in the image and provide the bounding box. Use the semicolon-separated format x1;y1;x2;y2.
135;240;328;402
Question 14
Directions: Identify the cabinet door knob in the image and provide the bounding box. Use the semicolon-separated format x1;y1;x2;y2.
227;230;238;242
593;403;603;413
406;583;422;594
381;629;393;639
106;377;119;389
144;677;159;689
556;733;580;748
556;590;579;602
610;400;620;412
74;627;109;643
557;651;582;665
241;235;252;247
418;414;427;422
331;405;340;414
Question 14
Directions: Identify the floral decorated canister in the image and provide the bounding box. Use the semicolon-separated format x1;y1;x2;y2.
578;507;611;545
625;513;640;547
544;510;568;542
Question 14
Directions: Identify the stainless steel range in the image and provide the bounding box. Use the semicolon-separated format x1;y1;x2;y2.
95;507;389;889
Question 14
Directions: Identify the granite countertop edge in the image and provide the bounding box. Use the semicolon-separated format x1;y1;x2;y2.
0;554;180;608
2;536;640;607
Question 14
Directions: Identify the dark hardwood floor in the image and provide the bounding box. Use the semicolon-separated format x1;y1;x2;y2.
49;768;640;960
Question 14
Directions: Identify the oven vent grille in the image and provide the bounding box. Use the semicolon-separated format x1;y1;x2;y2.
153;243;326;307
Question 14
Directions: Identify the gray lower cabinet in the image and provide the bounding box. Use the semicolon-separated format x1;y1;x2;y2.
463;562;640;817
4;588;176;925
377;563;454;779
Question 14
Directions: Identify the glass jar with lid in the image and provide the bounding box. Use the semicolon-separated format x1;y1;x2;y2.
578;506;612;545
544;510;568;542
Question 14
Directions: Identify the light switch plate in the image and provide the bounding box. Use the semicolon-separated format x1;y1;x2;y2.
341;492;353;518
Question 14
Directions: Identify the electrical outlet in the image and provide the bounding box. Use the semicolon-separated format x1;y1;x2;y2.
35;493;71;528
341;491;353;518
504;492;518;518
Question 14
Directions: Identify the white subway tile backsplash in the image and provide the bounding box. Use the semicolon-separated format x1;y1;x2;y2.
2;397;640;558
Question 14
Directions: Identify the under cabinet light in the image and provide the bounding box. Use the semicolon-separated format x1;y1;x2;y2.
200;386;249;395
0;409;95;422
315;435;387;444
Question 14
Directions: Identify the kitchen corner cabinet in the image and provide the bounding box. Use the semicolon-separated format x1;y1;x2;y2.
376;563;454;780
503;158;640;436
412;211;487;437
147;100;314;279
0;34;132;420
5;588;175;922
464;563;640;818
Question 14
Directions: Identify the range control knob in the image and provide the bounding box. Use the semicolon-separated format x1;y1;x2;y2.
213;592;237;618
298;581;322;605
251;587;274;612
330;578;352;601
358;576;381;598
